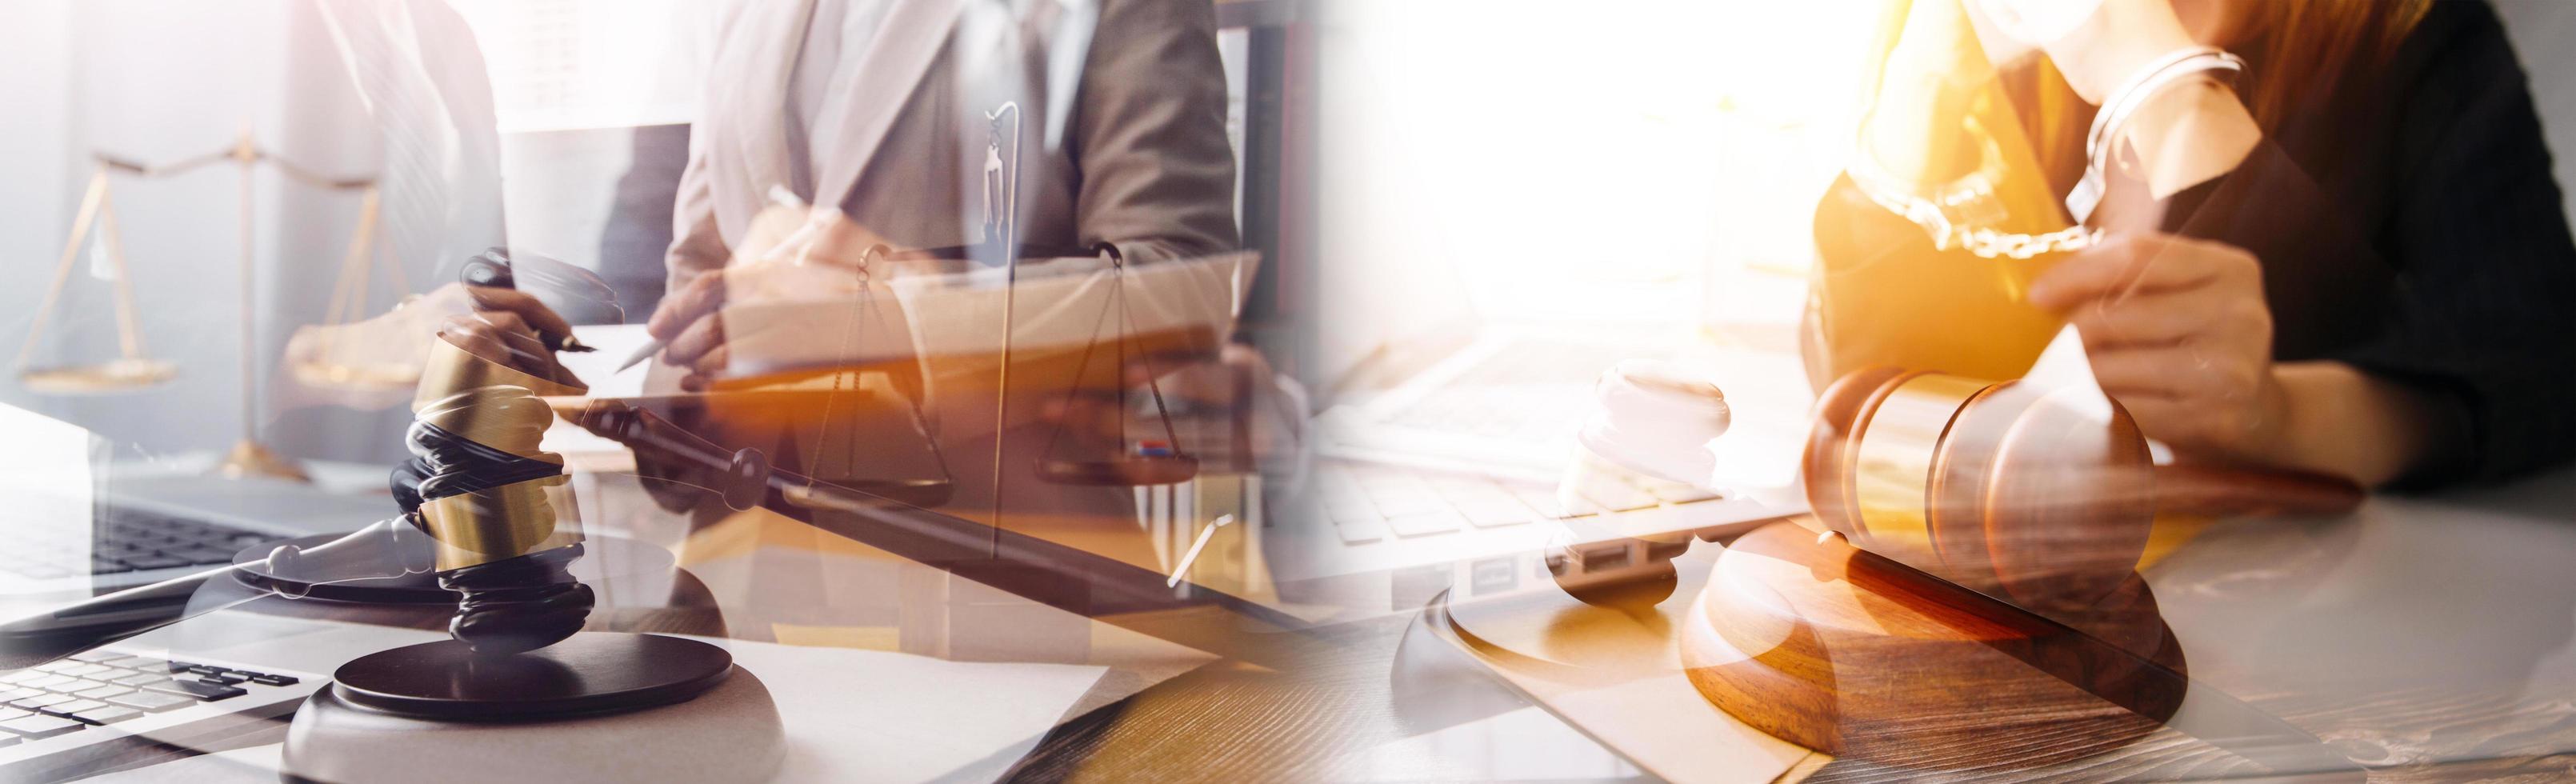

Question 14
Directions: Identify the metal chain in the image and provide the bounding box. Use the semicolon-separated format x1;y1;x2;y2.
1956;222;2104;259
1853;175;2105;260
1845;110;2106;261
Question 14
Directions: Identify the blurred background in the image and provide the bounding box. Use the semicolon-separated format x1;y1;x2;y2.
0;0;2570;473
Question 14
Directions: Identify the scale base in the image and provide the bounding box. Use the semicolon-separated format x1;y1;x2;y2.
282;634;782;783
213;439;308;482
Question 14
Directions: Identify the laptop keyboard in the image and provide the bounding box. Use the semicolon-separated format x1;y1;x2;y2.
0;647;325;776
1381;338;1630;446
0;507;281;581
0;649;307;744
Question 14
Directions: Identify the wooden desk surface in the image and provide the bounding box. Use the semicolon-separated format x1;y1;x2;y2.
42;469;2574;782
987;469;2576;782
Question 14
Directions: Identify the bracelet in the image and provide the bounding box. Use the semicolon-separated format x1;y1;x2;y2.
2066;47;2247;223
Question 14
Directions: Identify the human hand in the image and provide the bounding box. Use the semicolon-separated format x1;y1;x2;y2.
430;282;587;389
1040;343;1305;468
645;207;892;388
2028;232;2287;463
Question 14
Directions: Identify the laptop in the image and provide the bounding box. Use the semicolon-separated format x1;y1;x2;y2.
1286;260;1806;586
0;403;392;602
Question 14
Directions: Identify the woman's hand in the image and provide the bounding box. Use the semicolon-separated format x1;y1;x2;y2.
1040;344;1306;470
645;206;891;388
2029;232;2288;463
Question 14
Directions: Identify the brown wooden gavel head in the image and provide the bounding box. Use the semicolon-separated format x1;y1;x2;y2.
1804;366;2157;610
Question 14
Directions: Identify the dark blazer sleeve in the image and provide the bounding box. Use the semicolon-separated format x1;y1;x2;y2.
2164;1;2576;486
1066;0;1242;262
2335;2;2576;484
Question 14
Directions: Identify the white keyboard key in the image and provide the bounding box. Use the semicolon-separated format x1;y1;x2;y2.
1333;514;1388;544
1386;510;1466;538
1361;476;1443;518
1568;479;1660;514
103;690;192;713
71;686;130;701
1509;484;1574;518
1430;478;1541;528
36;700;106;718
6;694;73;711
0;714;82;740
69;706;142;726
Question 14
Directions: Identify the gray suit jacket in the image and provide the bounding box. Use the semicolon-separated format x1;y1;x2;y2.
666;0;1238;294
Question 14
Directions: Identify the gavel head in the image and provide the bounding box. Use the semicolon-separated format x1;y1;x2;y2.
1803;367;2155;610
390;334;594;655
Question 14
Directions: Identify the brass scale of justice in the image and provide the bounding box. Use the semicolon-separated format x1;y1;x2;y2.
20;132;423;481
20;126;1192;486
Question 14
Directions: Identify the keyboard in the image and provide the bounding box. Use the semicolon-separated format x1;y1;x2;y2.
1323;333;1677;475
0;647;323;777
0;506;284;582
1378;337;1628;447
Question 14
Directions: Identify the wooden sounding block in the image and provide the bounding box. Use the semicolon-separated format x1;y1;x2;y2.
1515;366;2360;771
1680;520;2186;764
1678;366;2343;766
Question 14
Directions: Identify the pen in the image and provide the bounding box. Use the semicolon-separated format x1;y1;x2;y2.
613;339;662;373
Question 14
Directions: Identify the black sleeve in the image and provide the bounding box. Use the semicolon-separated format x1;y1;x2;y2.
2164;1;2576;486
2343;1;2576;484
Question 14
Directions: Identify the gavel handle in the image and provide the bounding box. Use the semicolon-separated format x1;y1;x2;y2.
2151;464;2365;518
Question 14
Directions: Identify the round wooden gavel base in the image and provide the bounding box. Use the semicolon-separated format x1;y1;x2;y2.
282;638;783;784
1681;521;2186;767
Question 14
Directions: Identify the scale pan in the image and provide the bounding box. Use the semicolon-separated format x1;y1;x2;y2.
21;358;177;394
290;360;420;392
1036;455;1200;486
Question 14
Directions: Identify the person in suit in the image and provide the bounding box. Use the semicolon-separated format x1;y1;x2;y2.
640;0;1241;386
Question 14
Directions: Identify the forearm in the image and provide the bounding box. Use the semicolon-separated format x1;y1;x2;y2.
1070;0;1238;260
2260;361;2460;487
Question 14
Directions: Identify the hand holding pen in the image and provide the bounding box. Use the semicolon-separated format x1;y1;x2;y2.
622;188;890;375
434;249;598;390
460;250;597;354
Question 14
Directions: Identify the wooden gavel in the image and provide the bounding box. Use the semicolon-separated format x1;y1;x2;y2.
1550;364;2363;610
1803;366;2363;609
